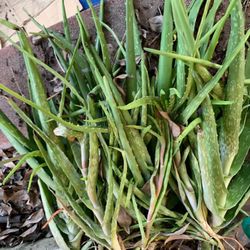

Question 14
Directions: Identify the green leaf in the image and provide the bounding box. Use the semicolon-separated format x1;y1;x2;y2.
180;29;250;123
125;0;137;102
0;86;108;133
229;113;250;178
3;151;41;185
38;180;71;250
157;0;173;96
226;163;250;209
219;1;245;177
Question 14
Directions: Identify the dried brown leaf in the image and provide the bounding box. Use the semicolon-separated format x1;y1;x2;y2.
8;190;29;204
117;207;132;234
20;224;37;238
21;209;44;227
164;235;192;245
160;111;182;138
149;15;163;33
0;228;19;236
0;203;12;216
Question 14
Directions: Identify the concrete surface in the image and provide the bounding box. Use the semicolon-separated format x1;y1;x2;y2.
0;237;60;250
0;0;81;47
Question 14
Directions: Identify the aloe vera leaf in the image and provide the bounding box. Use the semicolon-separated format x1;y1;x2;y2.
157;0;173;96
145;48;221;69
118;96;161;110
132;195;147;246
132;4;142;57
219;0;245;178
171;0;196;100
101;21;126;57
34;136;108;243
111;149;127;249
125;0;137;102
225;163;250;209
95;0;105;52
175;44;187;98
126;127;151;179
9;101;93;206
195;73;227;224
125;180;134;208
146;154;159;241
81;34;153;178
0;18;19;29
113;162;178;219
199;0;222;56
61;202;110;248
0;86;107;133
229;113;250;178
246;47;250;79
62;0;71;42
27;163;47;192
86;97;104;225
102;157;114;236
175;117;201;146
195;64;224;99
171;0;195;53
180;29;250;124
188;0;204;31
223;186;250;229
0;109;33;150
150;138;173;230
189;152;202;210
0;109;54;189
101;77;144;185
3;150;41;184
177;147;197;211
141;55;148;126
38;180;71;250
197;130;224;226
77;22;148;183
87;131;104;223
193;0;211;52
174;166;196;220
17;30;57;140
204;0;237;60
83;0;111;71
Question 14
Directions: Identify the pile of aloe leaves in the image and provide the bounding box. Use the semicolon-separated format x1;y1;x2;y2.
0;0;250;249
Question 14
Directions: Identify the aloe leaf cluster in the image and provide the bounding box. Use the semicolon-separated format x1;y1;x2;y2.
0;0;249;249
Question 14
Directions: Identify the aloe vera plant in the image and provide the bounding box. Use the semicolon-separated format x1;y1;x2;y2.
0;0;249;249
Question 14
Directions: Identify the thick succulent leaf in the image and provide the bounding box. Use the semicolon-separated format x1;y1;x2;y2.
229;113;250;178
180;29;250;123
225;163;250;209
219;0;245;177
197;130;225;225
157;0;173;96
224;187;250;229
38;180;70;250
0;109;33;150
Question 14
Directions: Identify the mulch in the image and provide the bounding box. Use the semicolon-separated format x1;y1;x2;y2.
0;147;49;247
